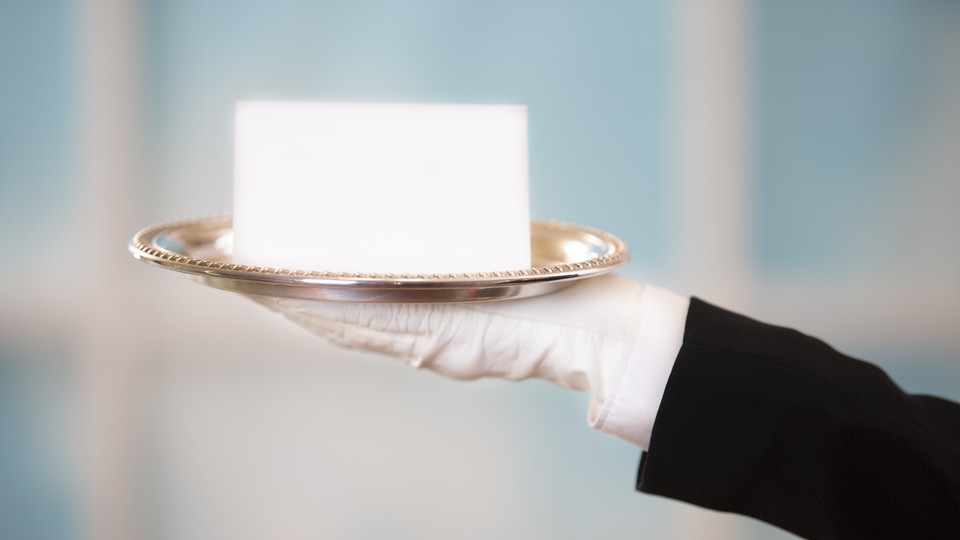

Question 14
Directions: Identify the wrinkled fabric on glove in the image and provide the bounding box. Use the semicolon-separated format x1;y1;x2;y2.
252;275;689;449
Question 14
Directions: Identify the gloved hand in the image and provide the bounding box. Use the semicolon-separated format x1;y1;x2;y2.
251;275;689;449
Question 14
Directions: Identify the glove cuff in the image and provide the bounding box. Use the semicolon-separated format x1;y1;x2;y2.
588;285;690;450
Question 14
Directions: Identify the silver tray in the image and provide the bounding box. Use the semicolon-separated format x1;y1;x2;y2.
129;216;628;303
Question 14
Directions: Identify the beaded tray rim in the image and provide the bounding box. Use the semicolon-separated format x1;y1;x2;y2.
129;215;629;286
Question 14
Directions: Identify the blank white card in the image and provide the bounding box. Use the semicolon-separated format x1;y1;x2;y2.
233;101;531;274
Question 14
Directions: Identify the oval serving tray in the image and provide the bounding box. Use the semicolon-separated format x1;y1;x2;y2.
129;215;628;303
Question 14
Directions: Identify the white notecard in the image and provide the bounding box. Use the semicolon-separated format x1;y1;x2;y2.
233;101;531;275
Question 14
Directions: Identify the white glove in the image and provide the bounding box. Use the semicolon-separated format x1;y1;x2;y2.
251;275;689;449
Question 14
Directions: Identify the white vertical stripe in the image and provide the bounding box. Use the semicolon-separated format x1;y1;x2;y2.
76;1;144;539
667;0;754;538
673;0;755;313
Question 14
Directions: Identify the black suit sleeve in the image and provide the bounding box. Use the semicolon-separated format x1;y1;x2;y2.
636;298;960;539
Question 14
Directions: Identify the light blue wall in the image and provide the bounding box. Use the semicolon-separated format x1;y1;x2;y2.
0;348;76;540
751;3;960;405
0;2;78;539
755;0;960;276
0;0;76;251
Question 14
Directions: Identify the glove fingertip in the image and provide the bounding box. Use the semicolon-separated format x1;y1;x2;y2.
405;354;426;368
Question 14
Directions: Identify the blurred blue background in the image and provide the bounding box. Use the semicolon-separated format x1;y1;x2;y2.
1;1;958;539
